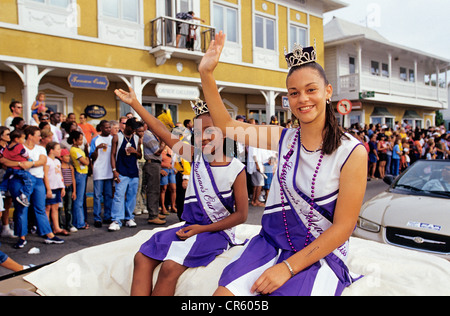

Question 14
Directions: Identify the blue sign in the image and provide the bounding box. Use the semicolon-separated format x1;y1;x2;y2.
85;105;107;119
68;73;109;90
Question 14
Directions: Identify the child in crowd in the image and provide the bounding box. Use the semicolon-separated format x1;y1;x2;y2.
114;88;248;296
69;131;89;230
0;129;34;207
31;92;47;125
60;148;77;233
44;142;68;236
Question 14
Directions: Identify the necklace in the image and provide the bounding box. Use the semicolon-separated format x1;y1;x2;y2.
279;128;324;252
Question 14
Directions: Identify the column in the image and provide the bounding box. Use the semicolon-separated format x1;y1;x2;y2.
388;53;392;95
414;60;418;98
356;42;362;92
118;75;152;119
5;63;53;124
260;90;278;124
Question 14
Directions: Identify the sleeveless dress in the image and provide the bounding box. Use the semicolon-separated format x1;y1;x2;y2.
139;156;246;268
219;128;363;296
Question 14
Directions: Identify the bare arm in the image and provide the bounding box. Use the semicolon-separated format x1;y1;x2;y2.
114;88;193;161
176;169;248;240
198;31;283;151
251;145;368;295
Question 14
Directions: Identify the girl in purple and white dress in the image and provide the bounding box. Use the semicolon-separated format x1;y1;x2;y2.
114;90;248;296
199;32;368;296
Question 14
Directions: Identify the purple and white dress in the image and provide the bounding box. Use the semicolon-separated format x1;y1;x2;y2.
139;156;245;268
219;128;363;296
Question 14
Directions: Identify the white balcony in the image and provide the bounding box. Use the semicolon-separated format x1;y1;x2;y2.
337;73;448;109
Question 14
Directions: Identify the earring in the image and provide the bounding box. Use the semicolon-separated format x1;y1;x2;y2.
326;98;331;105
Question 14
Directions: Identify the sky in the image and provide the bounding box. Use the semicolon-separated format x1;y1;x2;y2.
323;0;450;61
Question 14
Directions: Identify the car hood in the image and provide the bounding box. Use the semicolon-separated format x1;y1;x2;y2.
360;191;450;235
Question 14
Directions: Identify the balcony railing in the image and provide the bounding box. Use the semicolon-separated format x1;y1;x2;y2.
338;73;448;104
150;16;215;64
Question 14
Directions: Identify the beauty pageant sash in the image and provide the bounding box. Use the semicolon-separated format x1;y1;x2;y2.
192;155;241;245
278;130;349;263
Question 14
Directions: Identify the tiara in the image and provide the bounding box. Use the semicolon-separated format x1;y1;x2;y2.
191;99;209;117
284;40;317;69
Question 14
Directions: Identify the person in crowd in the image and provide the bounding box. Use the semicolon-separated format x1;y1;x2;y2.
119;116;128;134
31;92;47;126
44;142;68;236
247;144;266;207
0;127;14;238
39;129;54;149
0;196;34;272
69;131;90;230
49;113;62;143
143;125;166;225
157;110;175;131
78;113;97;145
5;101;23;131
133;121;148;216
392;138;402;176
0;129;34;207
172;127;191;221
90;120;113;228
377;134;388;179
109;118;142;231
2;126;64;249
60;148;77;233
159;145;177;215
368;133;378;179
175;11;205;48
10;117;25;131
110;120;120;136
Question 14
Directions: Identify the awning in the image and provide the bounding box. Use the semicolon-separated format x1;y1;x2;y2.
371;107;394;117
403;110;422;119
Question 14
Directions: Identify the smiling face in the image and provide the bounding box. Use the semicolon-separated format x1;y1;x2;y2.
286;65;333;127
193;114;223;158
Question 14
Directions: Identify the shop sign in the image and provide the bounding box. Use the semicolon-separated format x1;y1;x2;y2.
155;83;199;100
68;73;109;90
85;105;107;119
337;99;352;116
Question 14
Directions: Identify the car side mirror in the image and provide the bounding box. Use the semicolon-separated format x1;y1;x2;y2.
383;175;395;185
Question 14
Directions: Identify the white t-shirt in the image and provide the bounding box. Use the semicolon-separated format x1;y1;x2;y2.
24;144;47;179
46;157;64;189
91;135;113;181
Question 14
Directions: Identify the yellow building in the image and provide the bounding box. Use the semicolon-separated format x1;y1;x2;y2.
0;0;345;126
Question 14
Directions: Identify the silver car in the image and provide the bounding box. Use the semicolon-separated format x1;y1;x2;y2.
354;160;450;260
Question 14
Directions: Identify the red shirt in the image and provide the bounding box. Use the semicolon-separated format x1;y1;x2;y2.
1;143;29;170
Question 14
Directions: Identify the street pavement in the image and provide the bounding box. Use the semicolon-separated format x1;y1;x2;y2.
0;178;389;277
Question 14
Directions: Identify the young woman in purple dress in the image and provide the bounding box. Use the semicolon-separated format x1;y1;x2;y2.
199;32;368;296
114;90;248;296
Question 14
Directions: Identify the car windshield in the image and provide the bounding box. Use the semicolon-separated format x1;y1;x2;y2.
394;160;450;197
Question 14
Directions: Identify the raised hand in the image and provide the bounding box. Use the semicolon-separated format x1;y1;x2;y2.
114;87;136;105
198;31;226;74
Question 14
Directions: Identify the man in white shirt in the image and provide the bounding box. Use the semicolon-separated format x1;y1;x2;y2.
89;120;114;228
4;101;23;131
49;113;62;143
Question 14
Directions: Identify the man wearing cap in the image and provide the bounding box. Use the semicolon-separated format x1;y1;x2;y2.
109;118;142;231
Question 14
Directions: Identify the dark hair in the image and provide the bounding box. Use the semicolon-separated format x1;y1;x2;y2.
11;117;24;128
0;126;9;138
287;62;347;155
46;141;60;154
24;126;40;139
10;129;25;142
125;117;139;130
68;131;83;145
9;101;22;113
39;122;50;130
